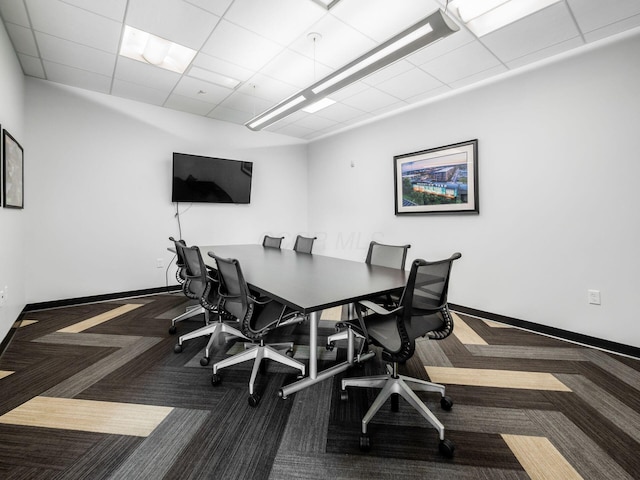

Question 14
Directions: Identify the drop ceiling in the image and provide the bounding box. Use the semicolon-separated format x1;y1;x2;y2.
1;0;639;140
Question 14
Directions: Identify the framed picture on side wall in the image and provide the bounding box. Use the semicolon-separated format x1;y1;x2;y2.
394;139;479;215
3;129;24;209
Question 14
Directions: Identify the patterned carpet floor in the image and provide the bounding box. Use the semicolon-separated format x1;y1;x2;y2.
1;293;639;479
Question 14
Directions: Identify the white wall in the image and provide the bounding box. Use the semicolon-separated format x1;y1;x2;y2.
307;30;640;348
24;79;308;303
0;21;26;342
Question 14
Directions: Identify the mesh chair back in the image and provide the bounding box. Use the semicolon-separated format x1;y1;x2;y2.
293;235;317;254
169;237;188;284
212;255;252;329
181;246;210;300
366;241;411;269
263;235;284;249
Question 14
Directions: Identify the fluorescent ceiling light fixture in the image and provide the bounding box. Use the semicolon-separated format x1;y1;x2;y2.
188;66;240;89
245;9;459;131
452;0;561;37
302;97;336;113
120;25;197;74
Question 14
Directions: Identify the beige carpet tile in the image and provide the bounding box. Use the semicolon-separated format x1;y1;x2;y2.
57;304;144;333
502;434;583;480
426;366;572;391
0;396;172;436
525;409;637;480
481;319;512;328
0;371;14;380
18;320;37;328
451;313;488;345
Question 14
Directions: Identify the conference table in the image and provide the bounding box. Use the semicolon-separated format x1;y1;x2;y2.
200;244;407;398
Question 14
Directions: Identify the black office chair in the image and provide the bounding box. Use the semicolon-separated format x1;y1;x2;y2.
293;235;317;254
340;252;461;457
173;246;247;366
209;253;306;407
262;235;284;249
168;237;206;335
326;241;411;351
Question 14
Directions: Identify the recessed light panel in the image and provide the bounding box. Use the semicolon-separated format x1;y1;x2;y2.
120;25;197;74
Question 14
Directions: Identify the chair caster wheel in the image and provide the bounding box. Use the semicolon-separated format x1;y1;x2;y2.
174;344;182;353
325;343;335;351
248;393;260;407
391;393;399;412
169;325;177;335
286;348;294;357
340;390;348;402
440;396;453;411
200;357;210;366
439;438;455;457
211;374;221;386
359;435;371;451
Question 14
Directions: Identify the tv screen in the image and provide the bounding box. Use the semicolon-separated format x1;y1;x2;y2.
172;153;253;204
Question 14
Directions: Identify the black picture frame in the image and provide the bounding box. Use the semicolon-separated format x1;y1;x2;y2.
394;139;478;215
3;129;24;209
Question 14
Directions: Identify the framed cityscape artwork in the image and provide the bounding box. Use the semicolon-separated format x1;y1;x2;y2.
3;129;24;209
394;139;478;215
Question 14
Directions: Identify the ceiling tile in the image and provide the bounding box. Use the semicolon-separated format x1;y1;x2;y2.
125;0;220;49
583;15;640;43
331;0;443;41
5;22;38;56
405;84;451;104
363;60;414;86
506;36;584;69
340;87;402;112
235;73;298;102
43;60;112;93
0;0;30;27
191;52;254;82
449;64;508;89
61;0;127;22
219;90;274;115
258;48;332;89
404;27;475;66
114;56;181;91
112;78;169;105
164;93;215;115
224;0;325;46
184;0;233;17
172;75;232;104
481;2;582;63
36;31;116;76
207;105;252;124
376;68;444;100
568;0;640;34
26;0;122;53
18;53;45;77
288;14;376;69
201;19;282;71
314;102;366;123
421;41;503;85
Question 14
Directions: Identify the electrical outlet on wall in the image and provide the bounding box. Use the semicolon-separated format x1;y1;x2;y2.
588;289;601;305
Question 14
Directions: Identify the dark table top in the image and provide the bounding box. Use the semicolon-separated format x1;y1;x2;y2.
201;244;407;314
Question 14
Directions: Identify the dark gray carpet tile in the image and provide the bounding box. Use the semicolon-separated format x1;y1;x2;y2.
0;424;106;472
269;451;529;480
156;298;201;320
166;384;294;480
42;337;163;399
0;345;118;414
0;465;61;480
52;435;141;480
32;332;144;348
415;337;454;368
526;409;637;480
106;408;211;480
77;365;229;410
581;349;640;390
465;344;590;361
543;389;640;477
556;373;640;443
426;384;559;411
276;374;333;454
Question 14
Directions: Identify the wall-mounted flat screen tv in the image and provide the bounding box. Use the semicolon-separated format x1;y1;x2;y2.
172;153;253;204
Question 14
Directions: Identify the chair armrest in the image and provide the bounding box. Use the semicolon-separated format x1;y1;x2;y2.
359;300;403;317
